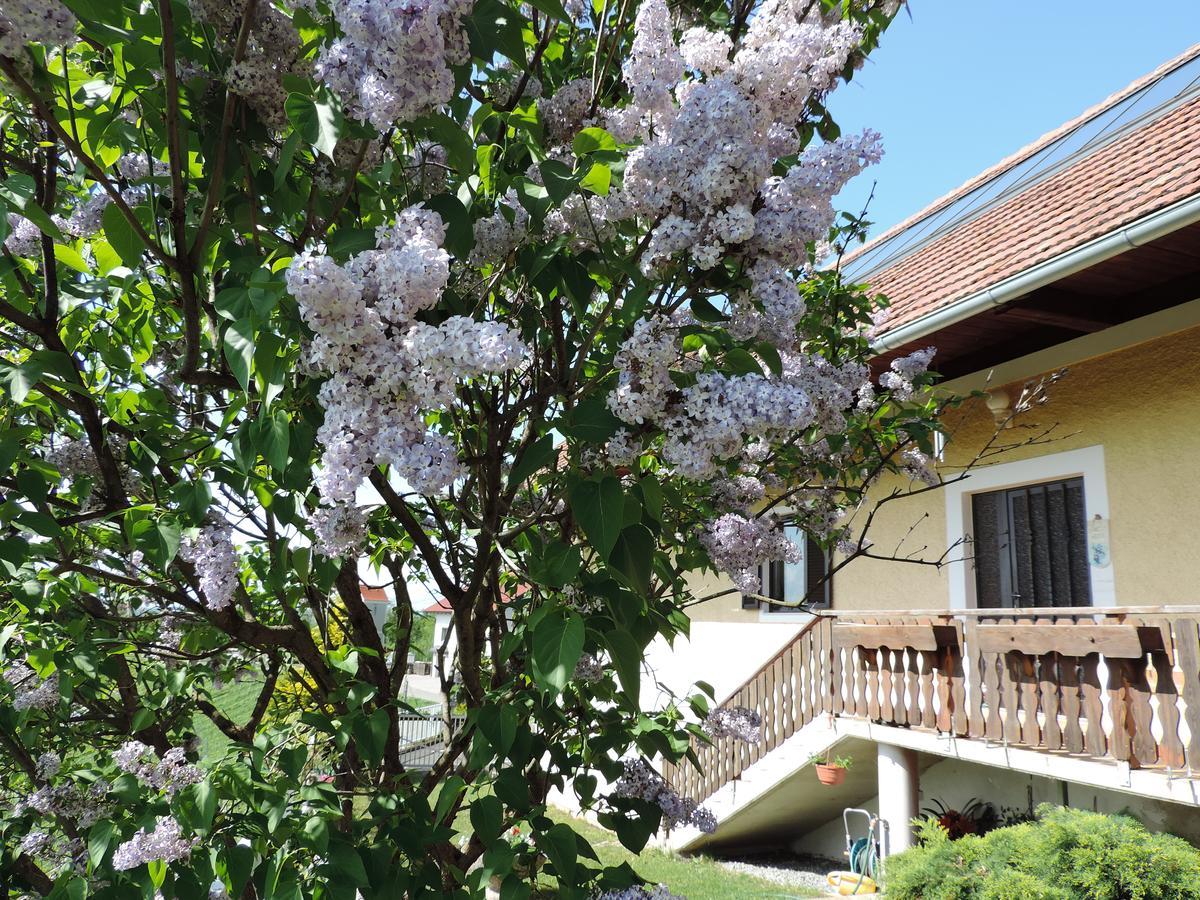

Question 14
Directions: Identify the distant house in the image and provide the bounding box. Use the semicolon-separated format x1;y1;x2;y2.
657;44;1200;860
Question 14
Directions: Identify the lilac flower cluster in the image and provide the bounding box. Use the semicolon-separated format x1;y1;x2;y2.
3;663;59;712
180;525;240;611
879;347;936;401
316;0;472;129
286;206;527;513
36;751;62;780
310;500;369;558
703;706;762;744
613;759;716;833
0;1;76;58
112;817;197;871
574;653;604;683
699;514;799;594
596;887;684;900
113;741;202;795
17;780;112;828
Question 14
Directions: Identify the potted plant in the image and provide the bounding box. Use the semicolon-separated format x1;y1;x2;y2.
810;751;854;786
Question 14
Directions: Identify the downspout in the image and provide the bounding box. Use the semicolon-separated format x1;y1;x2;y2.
871;191;1200;353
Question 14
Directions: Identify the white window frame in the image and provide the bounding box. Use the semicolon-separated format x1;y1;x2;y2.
944;444;1115;610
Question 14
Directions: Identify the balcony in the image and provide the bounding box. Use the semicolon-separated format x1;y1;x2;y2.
666;607;1200;822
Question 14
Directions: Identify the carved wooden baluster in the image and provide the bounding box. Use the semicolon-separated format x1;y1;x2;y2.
782;638;795;740
1102;614;1134;764
917;616;936;729
1173;617;1200;769
1015;614;1041;747
853;642;867;719
981;619;1004;742
831;622;845;717
1080;652;1108;758
814;617;828;716
1121;616;1158;768
1150;618;1185;769
864;643;881;722
963;619;984;738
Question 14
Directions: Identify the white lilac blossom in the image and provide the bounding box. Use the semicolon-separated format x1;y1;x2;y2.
596;888;684;900
605;429;640;466
612;759;715;833
703;706;762;744
879;346;936;401
574;653;604;683
700;514;799;594
36;751;61;780
900;448;939;487
180;525;240;611
316;0;472;130
3;663;59;711
112;817;197;871
3;214;41;258
287;206;527;501
0;2;76;58
19;829;51;856
470;192;529;265
17;781;112;828
310;502;369;558
679;27;732;75
539;77;593;143
113;741;202;795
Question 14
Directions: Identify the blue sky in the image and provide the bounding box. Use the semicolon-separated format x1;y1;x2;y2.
831;2;1199;239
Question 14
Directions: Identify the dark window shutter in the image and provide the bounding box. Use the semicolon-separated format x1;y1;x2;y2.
804;536;832;608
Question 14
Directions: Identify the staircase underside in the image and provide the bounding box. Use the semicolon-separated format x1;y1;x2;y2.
670;717;1200;854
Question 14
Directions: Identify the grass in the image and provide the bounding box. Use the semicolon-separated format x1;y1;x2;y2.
535;810;822;899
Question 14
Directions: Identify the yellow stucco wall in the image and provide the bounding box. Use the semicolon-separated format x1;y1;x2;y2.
687;306;1200;620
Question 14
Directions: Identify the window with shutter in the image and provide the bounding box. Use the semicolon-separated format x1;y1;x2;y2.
970;476;1091;608
741;526;832;612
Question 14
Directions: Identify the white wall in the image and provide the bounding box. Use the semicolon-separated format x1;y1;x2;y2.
640;619;810;708
794;756;1200;859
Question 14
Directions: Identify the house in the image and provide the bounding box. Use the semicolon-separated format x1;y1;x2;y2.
657;44;1200;860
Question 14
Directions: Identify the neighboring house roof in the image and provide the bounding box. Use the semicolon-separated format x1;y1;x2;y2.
844;43;1200;338
422;597;453;614
360;585;388;602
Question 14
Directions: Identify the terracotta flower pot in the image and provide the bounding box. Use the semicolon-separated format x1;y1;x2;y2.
816;763;847;786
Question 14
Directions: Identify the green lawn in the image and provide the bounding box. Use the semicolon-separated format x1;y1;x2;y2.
536;810;822;899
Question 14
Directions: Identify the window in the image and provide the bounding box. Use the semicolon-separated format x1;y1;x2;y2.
742;526;832;612
970;476;1091;608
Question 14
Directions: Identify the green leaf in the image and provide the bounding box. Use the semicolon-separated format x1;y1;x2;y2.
609;524;653;596
434;775;467;824
637;474;663;522
579;162;611;196
528;540;581;589
538;823;578;885
469;794;504;843
507;434;556;490
604;628;641;708
414;115;476;177
285;92;342;159
194;780;217;832
691;295;728;323
478;704;519;757
223;319;255;391
263;410;290;472
558;395;623;443
88;819;114;868
329;841;369;886
724;347;763;376
101;200;144;267
423;193;474;259
567;475;624;559
525;0;571;21
572;127;618;155
53;244;90;273
539;160;579;204
350;708;390;767
531;610;584;695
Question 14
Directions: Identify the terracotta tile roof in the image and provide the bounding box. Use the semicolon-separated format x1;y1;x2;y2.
846;44;1200;335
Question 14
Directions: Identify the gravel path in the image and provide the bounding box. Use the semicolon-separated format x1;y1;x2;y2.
716;852;843;893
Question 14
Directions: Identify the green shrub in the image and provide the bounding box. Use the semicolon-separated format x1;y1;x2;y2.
883;805;1200;900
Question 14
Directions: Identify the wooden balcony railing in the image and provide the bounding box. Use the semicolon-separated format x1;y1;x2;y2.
667;607;1200;807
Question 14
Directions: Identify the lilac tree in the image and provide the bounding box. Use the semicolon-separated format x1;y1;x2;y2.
0;0;947;896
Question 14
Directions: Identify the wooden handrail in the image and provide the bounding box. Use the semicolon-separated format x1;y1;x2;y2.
668;607;1200;808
